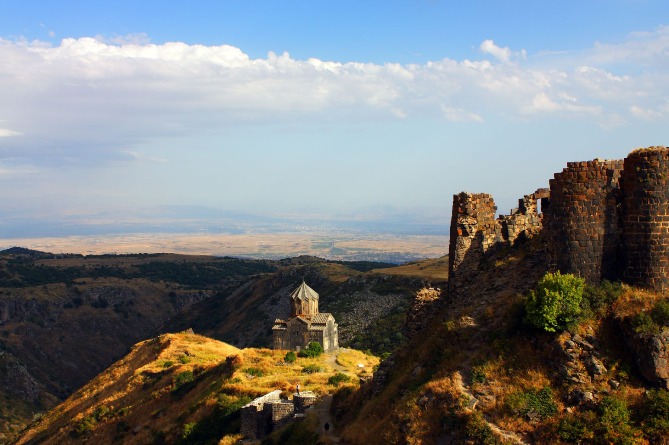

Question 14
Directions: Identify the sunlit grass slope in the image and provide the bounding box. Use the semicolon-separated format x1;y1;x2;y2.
17;332;377;444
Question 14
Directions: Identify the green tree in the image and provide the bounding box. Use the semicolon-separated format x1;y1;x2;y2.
284;351;297;363
298;342;324;358
525;271;584;332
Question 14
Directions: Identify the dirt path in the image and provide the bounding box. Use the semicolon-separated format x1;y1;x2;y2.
324;349;347;372
313;393;340;444
310;349;351;444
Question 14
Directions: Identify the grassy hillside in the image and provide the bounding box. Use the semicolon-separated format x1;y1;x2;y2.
15;332;377;445
334;236;669;444
0;249;428;439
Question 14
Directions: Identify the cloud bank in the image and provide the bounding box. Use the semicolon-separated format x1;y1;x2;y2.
0;26;668;167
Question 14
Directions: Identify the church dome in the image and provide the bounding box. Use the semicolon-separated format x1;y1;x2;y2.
290;281;319;302
290;281;319;316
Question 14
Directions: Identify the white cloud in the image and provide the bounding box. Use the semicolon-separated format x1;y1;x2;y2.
480;39;512;63
441;106;484;122
0;30;666;166
630;105;664;121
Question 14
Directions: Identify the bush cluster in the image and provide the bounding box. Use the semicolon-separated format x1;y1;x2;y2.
505;387;557;420
556;393;669;444
298;342;324;358
632;298;669;335
525;272;585;332
301;364;323;374
327;372;351;386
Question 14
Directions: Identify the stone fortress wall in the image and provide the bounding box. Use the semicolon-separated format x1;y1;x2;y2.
448;146;669;292
240;389;319;440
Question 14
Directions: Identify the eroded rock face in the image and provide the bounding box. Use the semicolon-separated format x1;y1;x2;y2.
0;351;40;404
621;322;669;388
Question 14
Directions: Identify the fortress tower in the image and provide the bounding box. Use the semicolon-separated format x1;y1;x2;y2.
621;148;669;291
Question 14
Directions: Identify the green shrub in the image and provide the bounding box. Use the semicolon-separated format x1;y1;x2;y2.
71;404;112;437
301;364;323;374
327;372;351;386
651;299;669;326
284;351;297;363
173;371;195;393
163;360;174;368
463;411;499;445
471;366;487;384
244;367;264;377
179;355;191;364
598;395;635;444
641;389;669;441
298;342;324;358
631;312;660;335
582;280;623;317
73;416;97;437
505;387;557;419
557;412;596;442
182;422;197;439
525;272;584;332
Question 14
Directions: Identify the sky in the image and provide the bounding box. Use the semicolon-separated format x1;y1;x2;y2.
0;0;668;235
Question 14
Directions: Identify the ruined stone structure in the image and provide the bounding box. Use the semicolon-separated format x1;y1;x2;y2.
621;149;669;291
272;281;339;352
448;189;547;289
240;389;318;440
543;159;623;283
448;146;669;292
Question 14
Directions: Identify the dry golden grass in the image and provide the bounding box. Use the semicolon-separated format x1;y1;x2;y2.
612;285;663;319
17;332;377;445
372;255;449;280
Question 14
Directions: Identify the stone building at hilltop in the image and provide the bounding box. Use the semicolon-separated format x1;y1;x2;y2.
448;146;669;292
272;281;339;352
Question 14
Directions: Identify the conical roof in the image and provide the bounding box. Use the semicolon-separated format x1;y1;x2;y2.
290;281;319;302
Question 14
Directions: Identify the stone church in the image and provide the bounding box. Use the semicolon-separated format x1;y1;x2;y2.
272;281;339;352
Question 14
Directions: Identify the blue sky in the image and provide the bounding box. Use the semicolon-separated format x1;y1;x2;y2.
0;0;668;234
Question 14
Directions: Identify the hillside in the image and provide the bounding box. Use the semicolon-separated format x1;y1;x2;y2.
331;234;669;444
0;249;437;440
15;331;378;444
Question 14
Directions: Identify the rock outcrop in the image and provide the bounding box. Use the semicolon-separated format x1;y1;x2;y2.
621;322;669;388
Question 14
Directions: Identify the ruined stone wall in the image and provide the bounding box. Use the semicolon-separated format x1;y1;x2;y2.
447;146;669;292
448;190;544;290
544;159;623;283
265;400;294;433
622;148;669;291
240;390;282;440
293;391;318;413
448;192;499;288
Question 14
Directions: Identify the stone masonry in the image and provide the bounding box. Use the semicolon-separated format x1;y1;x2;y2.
448;189;546;290
240;389;318;440
621;148;669;291
448;146;669;292
543;159;623;283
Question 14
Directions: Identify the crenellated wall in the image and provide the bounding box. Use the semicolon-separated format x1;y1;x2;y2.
448;146;669;292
